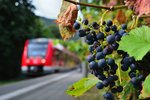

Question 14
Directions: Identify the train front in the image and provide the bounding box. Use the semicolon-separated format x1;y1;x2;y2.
21;38;52;75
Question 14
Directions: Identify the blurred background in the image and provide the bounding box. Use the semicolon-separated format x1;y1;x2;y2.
0;0;88;100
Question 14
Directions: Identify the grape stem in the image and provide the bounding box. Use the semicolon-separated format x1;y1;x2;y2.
64;0;127;11
118;62;122;84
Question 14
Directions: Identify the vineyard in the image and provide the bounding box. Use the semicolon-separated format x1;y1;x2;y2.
56;0;150;100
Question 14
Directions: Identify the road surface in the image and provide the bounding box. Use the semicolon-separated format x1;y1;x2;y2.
0;70;82;100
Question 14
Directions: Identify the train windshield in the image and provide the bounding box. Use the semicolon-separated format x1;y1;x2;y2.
28;42;48;58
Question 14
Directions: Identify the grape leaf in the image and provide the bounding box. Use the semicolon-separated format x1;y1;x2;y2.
118;26;150;61
56;0;78;40
66;76;99;97
125;0;150;15
139;74;150;99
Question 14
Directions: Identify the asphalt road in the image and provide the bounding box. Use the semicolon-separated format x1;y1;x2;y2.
0;70;82;100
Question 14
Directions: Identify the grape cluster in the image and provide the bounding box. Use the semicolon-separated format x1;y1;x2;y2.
73;19;146;99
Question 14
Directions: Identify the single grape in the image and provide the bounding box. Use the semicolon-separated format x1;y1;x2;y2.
106;35;115;44
107;58;115;66
89;61;98;69
98;59;107;68
73;22;80;30
138;74;145;81
128;71;136;78
86;39;94;45
122;24;127;30
111;88;117;93
115;34;121;41
131;77;139;85
112;75;118;81
96;82;104;89
111;64;118;70
87;55;95;62
92;22;99;29
106;20;113;26
78;29;86;37
97;74;106;81
96;52;105;60
103;92;114;100
96;46;103;52
117;86;123;92
105;26;110;32
89;46;94;53
118;30;126;36
104;65;110;71
130;64;137;71
111;25;117;31
103;46;113;55
111;42;119;50
103;79;109;87
110;69;116;74
102;21;106;25
82;19;88;25
86;33;94;41
123;57;131;66
121;64;129;71
97;32;105;40
110;82;115;88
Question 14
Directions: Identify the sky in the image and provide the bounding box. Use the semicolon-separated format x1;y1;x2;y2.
32;0;62;19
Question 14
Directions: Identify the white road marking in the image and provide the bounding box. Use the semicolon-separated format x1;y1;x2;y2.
0;71;76;100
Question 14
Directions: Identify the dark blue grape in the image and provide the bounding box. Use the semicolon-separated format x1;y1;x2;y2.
106;20;113;26
112;75;118;81
106;35;115;44
103;92;114;100
73;22;80;30
96;52;105;60
97;74;106;81
110;82;115;88
87;55;95;62
105;26;110;32
117;86;123;92
103;79;109;87
138;74;145;81
97;32;105;40
86;39;94;45
103;46;113;55
122;24;127;30
107;58;115;66
121;64;129;71
96;82;104;89
89;46;94;53
115;34;121;41
111;42;119;50
111;64;118;70
111;25;117;31
129;71;136;78
110;69;116;74
92;22;99;29
102;21;106;25
131;77;139;85
96;46;103;52
123;57;131;66
86;33;94;40
118;30;126;36
89;61;97;69
78;29;86;37
98;59;107;68
82;19;88;25
111;88;117;93
130;64;137;71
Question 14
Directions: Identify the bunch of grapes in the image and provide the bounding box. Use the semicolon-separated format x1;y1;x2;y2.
73;19;147;99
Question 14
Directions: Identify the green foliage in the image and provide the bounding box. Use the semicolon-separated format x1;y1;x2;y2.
0;0;50;79
66;75;99;97
139;74;150;99
119;26;150;61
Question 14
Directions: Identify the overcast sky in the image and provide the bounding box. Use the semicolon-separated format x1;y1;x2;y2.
32;0;62;19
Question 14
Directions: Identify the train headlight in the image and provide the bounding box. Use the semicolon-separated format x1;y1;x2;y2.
41;59;46;63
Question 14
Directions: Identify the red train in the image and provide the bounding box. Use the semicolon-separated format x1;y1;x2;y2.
21;38;80;75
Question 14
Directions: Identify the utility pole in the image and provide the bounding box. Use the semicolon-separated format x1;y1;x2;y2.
77;0;88;78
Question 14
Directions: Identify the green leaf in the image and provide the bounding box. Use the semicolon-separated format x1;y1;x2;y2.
121;82;134;100
139;74;150;99
118;26;150;61
66;75;99;97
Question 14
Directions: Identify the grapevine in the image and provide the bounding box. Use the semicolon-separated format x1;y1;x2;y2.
73;18;149;99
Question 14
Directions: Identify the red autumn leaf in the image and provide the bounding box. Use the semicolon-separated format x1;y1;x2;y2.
56;0;78;40
125;0;150;15
116;10;126;24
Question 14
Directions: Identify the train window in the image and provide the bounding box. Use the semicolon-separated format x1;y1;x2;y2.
28;42;48;58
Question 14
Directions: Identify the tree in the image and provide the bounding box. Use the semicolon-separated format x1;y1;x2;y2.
0;0;44;79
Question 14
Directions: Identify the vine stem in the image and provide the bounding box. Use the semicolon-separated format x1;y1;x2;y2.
118;62;122;84
99;10;110;32
130;15;136;29
64;0;127;11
